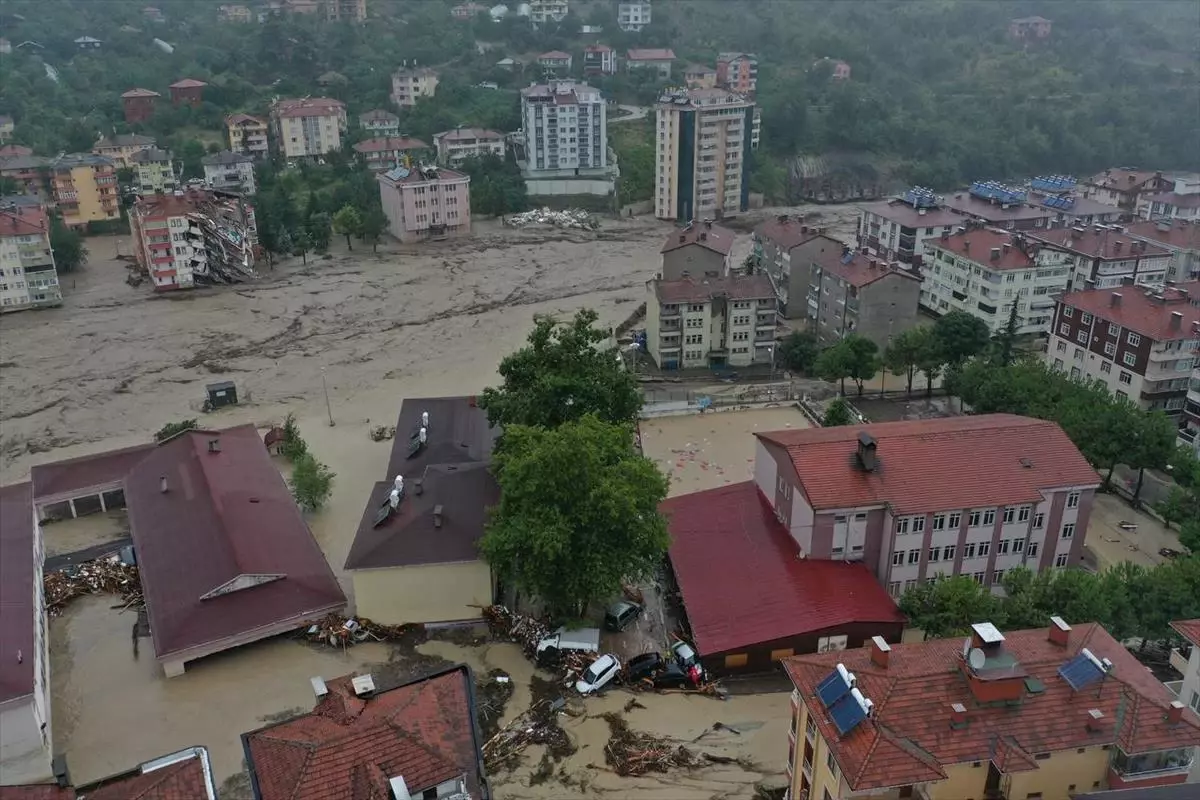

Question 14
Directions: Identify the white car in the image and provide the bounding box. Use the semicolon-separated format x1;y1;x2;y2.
576;654;621;695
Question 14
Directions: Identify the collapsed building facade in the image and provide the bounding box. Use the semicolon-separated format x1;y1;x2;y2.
130;188;258;290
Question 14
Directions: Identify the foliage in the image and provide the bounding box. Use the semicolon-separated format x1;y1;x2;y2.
898;576;999;640
609;117;654;207
290;453;335;512
279;412;309;462
360;205;388;253
153;419;197;442
883;326;935;396
307;213;332;252
821;397;854;427
1157;485;1200;530
332;204;363;249
933;311;991;368
777;330;819;374
457;154;528;217
50;217;88;273
480;415;670;617
814;340;853;395
479;309;641;429
815;335;879;396
992;301;1021;367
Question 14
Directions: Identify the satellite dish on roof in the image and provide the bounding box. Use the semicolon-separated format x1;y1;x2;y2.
968;648;986;671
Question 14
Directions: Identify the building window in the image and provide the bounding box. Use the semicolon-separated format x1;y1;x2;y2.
1103;341;1116;356
964;542;976;559
929;547;941;562
1080;312;1092;324
1003;507;1015;523
1056;340;1067;353
972;571;985;584
1055;553;1069;567
948;512;961;528
827;751;839;780
908;549;921;565
994;569;1005;583
1122;351;1137;367
895;517;909;534
1063;307;1073;318
1067;491;1080;508
969;510;982;527
888;581;901;597
979;541;992;557
1013;539;1024;554
1100;361;1111;374
943;544;956;561
1118;371;1133;385
1061;523;1075;539
1127;332;1141;346
932;513;946;531
1018;506;1031;522
912;516;926;532
1027;541;1039;559
982;509;996;526
892;550;905;566
1059;323;1070;336
1076;330;1087;344
998;539;1010;555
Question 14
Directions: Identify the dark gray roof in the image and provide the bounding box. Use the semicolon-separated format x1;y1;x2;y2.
201;150;254;166
384;396;498;480
131;147;172;164
0;155;48;170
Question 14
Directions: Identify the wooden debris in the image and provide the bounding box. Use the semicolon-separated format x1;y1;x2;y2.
44;557;143;616
600;712;706;776
303;613;423;648
482;700;576;773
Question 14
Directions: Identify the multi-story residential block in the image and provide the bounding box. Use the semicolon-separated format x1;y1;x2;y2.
451;1;486;19
942;185;1057;231
520;80;608;175
353;136;429;171
857;190;964;273
683;63;717;89
654;87;755;222
130;147;177;195
1009;14;1052;38
536;50;572;75
225;113;269;159
92;133;156;168
121;87;160;124
659;221;734;280
270;97;347;159
1047;281;1200;416
1168;619;1200;780
646;271;776;370
1139;175;1200;221
130;188;258;290
1183;361;1200;454
1029;225;1172;291
754;215;821;316
716;52;758;95
1124;219;1200;282
626;47;675;78
754;414;1099;594
218;4;253;22
201;150;256;194
390;65;439;108
358;108;399;137
922;228;1071;333
168;78;206;107
0;203;61;312
617;0;651;31
50;153;120;228
528;0;568;26
434;127;505;167
582;44;616;75
377;163;470;244
1083;168;1172;213
783;619;1200;800
0;153;49;201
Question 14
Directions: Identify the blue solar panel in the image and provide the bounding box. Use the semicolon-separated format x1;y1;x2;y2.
816;669;852;708
1058;651;1105;690
829;693;868;735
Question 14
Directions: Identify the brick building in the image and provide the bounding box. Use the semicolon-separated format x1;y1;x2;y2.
120;87;160;124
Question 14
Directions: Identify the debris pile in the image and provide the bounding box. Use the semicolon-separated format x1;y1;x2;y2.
483;700;576;773
483;604;551;655
504;207;599;230
601;712;706;777
44;558;142;615
368;425;396;442
304;613;423;648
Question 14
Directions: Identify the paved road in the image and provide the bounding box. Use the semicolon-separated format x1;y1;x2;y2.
611;104;650;123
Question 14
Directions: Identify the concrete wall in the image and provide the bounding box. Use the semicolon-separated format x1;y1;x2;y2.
855;273;922;348
0;697;52;784
352;561;493;625
661;243;726;281
523;177;614;196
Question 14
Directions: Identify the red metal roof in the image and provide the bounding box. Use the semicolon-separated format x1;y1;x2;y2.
435;127;502;142
811;240;923;289
273;98;344;118
757;414;1099;514
653;273;774;305
925;228;1037;272
352;136;429;154
1170;619;1200;647
0;145;33;158
225;113;265;127
1057;281;1200;342
1029;227;1172;261
584;44;612;53
627;48;676;61
0;205;49;237
538;50;571;60
784;622;1200;792
0;483;35;704
660;223;736;256
1085;168;1163;191
243;666;484;800
121;87;161;98
30;443;156;502
1124;219;1200;250
857;199;963;229
124;425;345;660
663;481;903;656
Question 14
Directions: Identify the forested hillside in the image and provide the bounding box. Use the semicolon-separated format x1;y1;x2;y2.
0;0;1195;199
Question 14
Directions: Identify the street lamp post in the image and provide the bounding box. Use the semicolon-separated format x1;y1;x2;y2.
322;368;335;427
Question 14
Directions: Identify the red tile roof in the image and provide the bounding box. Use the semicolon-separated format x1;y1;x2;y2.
0;144;33;158
812;240;922;289
121;87;161;98
273;98;345;118
784;622;1200;792
0;483;35;704
352;136;429;154
663;481;904;656
627;48;675;61
78;748;216;799
943;192;1056;223
757;414;1099;514
1086;168;1164;191
538;50;571;60
857;199;963;229
584;44;612;53
124;425;345;660
31;443;156;502
169;78;207;89
226;113;266;127
1124;219;1200;251
1143;191;1200;210
1171;619;1200;648
0;788;75;800
1056;282;1200;342
0;205;49;237
653;273;775;304
435;127;503;142
661;222;735;256
1029;227;1172;261
925;229;1037;272
384;396;497;481
243;665;485;800
754;217;819;251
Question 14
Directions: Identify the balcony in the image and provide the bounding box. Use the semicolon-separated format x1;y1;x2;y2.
1109;747;1195;787
1169;645;1192;675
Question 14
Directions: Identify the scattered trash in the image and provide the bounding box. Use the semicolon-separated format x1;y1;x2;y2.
369;425;396;442
504;207;599;230
601;712;707;776
483;699;576;773
44;557;143;615
304;613;423;648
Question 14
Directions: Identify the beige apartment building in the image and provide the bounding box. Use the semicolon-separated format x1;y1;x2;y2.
434;128;505;167
92;133;156;168
1028;225;1172;292
391;66;439;109
0;203;61;312
269;98;346;159
225;113;269;159
645;271;776;370
131;147;177;195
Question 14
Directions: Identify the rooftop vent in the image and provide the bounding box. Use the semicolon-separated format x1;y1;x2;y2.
1166;700;1185;725
433;504;444;528
1087;708;1106;733
1049;616;1071;646
208;438;220;453
351;674;376;697
869;636;890;668
949;702;968;729
310;676;328;699
990;247;1001;261
389;775;411;800
1110;292;1122;308
856;431;878;472
1170;311;1183;330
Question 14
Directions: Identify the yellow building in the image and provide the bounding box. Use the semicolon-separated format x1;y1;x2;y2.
130;147;177;195
784;620;1200;800
91;133;157;169
49;154;120;228
225;113;269;160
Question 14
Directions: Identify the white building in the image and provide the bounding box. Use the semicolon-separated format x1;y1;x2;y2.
857;192;965;273
433;128;505;167
1028;225;1172;291
519;81;612;194
1139;174;1200;222
391;66;439;109
269;97;347;159
528;0;567;26
645;271;777;370
202;151;256;194
0;203;61;312
1168;619;1200;781
617;0;651;31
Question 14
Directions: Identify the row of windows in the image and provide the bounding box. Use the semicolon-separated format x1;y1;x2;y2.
894;494;1077;535
887;552;1073;596
1063;307;1143;346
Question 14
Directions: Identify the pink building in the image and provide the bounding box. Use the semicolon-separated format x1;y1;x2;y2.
377;164;470;244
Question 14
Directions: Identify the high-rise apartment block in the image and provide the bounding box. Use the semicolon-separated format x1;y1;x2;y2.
520;80;607;174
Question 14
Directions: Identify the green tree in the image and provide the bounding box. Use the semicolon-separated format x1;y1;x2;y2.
291;227;312;265
1156;485;1200;530
898;575;998;640
915;336;945;398
883;326;934;396
290;453;335;512
814;340;853;395
933;310;991;368
178;139;207;180
777;330;819;373
154;419;197;442
992;301;1021;367
307;212;332;252
822;397;854;427
479;309;640;429
1180;518;1200;554
481;415;670;617
279;412;309;462
360;205;388;253
50;217;88;273
332;204;363;250
823;335;881;397
1126;411;1179;505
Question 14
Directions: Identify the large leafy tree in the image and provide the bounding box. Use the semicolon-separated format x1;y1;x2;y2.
933;310;991;368
479;309;641;429
481;415;669;617
883;326;935;396
777;330;819;374
50;217;88;273
332;204;363;250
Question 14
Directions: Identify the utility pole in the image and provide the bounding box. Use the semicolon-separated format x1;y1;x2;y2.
321;367;335;427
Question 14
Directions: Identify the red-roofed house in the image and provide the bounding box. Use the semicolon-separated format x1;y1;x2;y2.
582;44;615;75
536;50;572;75
242;665;490;800
0;203;62;312
664;481;904;674
856;197;965;273
1029;225;1173;291
121;88;160;124
1141;192;1200;222
784;620;1200;800
754;414;1099;597
626;48;675;78
1169;619;1200;781
352;136;430;171
659;220;735;280
716;52;757;94
168;78;206;107
1;746;218;799
1083;168;1172;213
1046;281;1200;418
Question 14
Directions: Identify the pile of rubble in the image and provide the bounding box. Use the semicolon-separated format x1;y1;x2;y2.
483;699;576;773
504;207;599;230
304;613;423;648
44;557;143;616
601;712;706;777
483;604;551;656
368;425;396;442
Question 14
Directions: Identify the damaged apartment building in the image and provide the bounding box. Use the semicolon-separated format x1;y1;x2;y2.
130;188;258;290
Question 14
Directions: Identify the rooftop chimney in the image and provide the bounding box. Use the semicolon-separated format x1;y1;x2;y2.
1048;616;1071;646
310;676;328;699
208;438;220;453
1114;240;1124;253
940;230;949;241
963;240;970;254
1166;700;1185;725
1170;311;1183;330
160;475;169;493
868;258;877;269
1002;243;1011;254
351;674;376;697
389;776;412;800
679;233;686;243
413;478;424;496
950;702;968;729
1110;292;1122;308
990;247;1001;261
861;246;870;255
856;431;878;472
1086;708;1106;733
869;636;891;668
433;504;444;528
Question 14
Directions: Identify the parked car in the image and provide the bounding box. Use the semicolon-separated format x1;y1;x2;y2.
576;654;622;695
652;662;693;689
535;627;601;665
604;601;644;631
671;641;698;668
624;651;665;683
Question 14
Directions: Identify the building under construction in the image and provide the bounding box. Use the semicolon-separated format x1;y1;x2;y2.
130;188;258;290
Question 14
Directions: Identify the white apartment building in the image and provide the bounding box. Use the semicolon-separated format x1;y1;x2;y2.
1180;362;1200;454
654;87;755;222
617;0;651;31
1124;219;1200;282
857;195;964;273
1139;174;1200;222
202;150;257;194
1029;225;1172;291
645;272;777;370
434;128;505;167
391;66;439;109
922;228;1072;334
0;204;61;312
520;80;607;174
270;98;347;159
528;0;567;25
1168;619;1200;782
